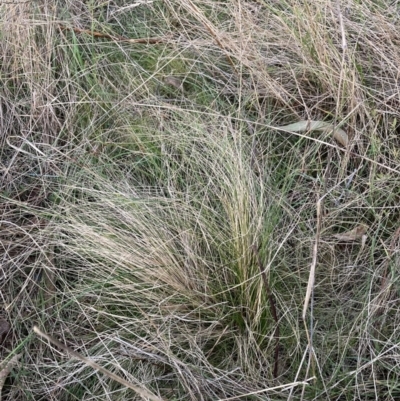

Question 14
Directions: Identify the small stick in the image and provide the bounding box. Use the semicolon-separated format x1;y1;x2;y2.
301;193;323;398
33;326;165;401
252;245;280;378
302;197;321;320
58;24;168;44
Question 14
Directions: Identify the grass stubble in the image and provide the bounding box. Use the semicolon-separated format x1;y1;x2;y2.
1;0;400;400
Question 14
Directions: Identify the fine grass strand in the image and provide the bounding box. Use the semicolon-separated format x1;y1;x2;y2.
1;0;400;400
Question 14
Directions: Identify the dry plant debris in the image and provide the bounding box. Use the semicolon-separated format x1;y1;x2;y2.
1;0;400;399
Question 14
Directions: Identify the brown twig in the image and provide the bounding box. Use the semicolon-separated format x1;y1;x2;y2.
251;244;280;379
58;24;168;44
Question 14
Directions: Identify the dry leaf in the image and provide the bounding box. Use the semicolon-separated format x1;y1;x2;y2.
164;76;184;91
333;224;368;242
275;120;349;147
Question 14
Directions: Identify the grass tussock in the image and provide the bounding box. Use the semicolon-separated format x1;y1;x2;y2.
1;0;400;400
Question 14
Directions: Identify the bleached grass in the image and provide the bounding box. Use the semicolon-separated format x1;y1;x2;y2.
1;0;400;400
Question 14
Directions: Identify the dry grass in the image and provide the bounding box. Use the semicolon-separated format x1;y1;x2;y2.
1;0;400;400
